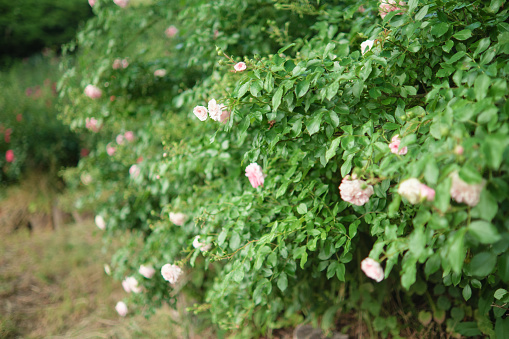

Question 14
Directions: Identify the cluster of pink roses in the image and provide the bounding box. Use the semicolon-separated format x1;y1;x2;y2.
112;58;129;69
85;117;101;132
193;99;230;123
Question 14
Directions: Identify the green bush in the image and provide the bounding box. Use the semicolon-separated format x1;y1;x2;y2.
60;0;509;337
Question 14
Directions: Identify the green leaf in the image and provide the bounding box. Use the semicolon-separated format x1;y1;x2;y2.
496;318;509;339
469;252;497;278
277;43;296;54
336;263;345;281
471;191;498;222
474;74;490;101
455;322;481;336
277;272;288;291
431;23;449;37
323;42;336;59
296;78;311;98
325;137;341;163
474;38;491;58
463;285;472;301
498;253;509;283
272;87;283;112
425;253;441;278
326;82;339;100
454;29;472;40
489;0;504;13
232;268;244;282
434;177;451;213
297;203;308;215
446;51;466;64
449;228;467;274
415;5;429;21
494;288;508;300
468;220;501;244
482;134;509;170
238;81;250;98
306;111;324;135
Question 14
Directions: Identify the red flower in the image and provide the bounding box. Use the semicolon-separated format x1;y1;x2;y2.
6;150;14;163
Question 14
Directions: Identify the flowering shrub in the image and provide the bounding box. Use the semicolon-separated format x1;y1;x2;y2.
61;0;509;336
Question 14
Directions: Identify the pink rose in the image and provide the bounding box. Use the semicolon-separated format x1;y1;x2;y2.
234;62;247;72
245;163;266;188
219;110;230;124
339;175;374;206
5;150;14;163
4;128;11;143
95;215;106;230
121;59;129;68
193;236;212;252
169;212;186;226
113;0;129;8
84;85;102;99
397;178;435;204
112;59;122;69
129;164;140;178
106;143;116;156
420;184;435;202
388;135;408;155
161;264;182;284
358;5;366;13
139;265;156;279
193;106;208;121
122;276;142;293
85;117;101;132
154;69;167;77
450;171;485;207
165;25;178;38
361;258;384;282
16;114;22;122
124;131;135;142
116;134;125;145
207;99;226;122
379;0;406;19
454;145;464;155
88;0;96;7
115;301;128;317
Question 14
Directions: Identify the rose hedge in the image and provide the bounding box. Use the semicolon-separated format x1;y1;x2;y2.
60;0;509;337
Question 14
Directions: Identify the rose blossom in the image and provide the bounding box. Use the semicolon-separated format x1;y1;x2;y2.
193;106;208;121
121;59;129;68
112;59;122;69
165;25;178;38
219;109;230;124
379;0;406;19
207;99;226;122
360;40;375;55
245;163;266;188
122;276;142;293
129;164;140;178
234;62;247;72
358;5;366;13
116;134;125;145
169;212;186;226
154;69;167;77
113;0;129;8
339;175;374;206
450;171;485;207
454;145;464;155
388;134;408;155
420;184;435;202
361;258;384;282
161;264;183;284
95;215;106;230
85;117;101;132
139;265;156;279
5;150;14;163
398;179;435;204
193;236;212;252
115;301;128;317
84;85;102;99
106;143;116;156
88;0;96;7
124;131;135;142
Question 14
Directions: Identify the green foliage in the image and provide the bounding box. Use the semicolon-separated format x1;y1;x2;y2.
60;0;509;337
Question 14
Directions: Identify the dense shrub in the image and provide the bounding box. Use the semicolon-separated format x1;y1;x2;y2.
60;0;509;337
0;54;81;184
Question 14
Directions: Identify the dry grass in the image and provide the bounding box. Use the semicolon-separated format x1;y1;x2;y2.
0;221;186;339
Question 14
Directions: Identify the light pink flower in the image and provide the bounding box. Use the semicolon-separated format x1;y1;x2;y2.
85;117;101;132
219;110;230;124
193;236;212;252
165;25;178;38
84;85;102;99
122;276;142;293
339;175;374;206
154;69;167;77
388;134;408;155
207;99;226;122
124;131;135;142
121;59;129;68
454;145;464;155
113;0;129;8
360;40;375;55
106;143;116;156
361;258;384;282
139;265;156;279
81;173;93;185
379;0;406;19
450;171;485;207
234;62;247;72
193;106;208;121
5;150;14;163
245;163;266;188
88;0;96;7
169;212;186;226
116;134;125;145
129;164;140;178
112;59;122;69
161;264;183;284
420;184;435;202
358;5;366;13
95;215;106;230
115;301;128;317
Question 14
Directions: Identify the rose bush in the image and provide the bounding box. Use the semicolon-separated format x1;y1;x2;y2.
60;0;509;337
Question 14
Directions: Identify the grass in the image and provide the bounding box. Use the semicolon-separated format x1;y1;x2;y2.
0;221;186;339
